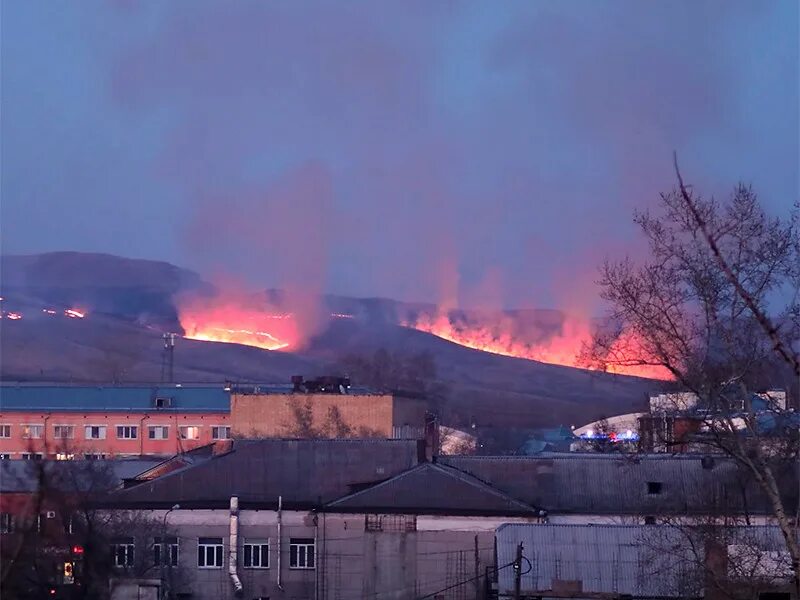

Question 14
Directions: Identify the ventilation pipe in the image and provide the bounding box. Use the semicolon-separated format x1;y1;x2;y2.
229;496;244;597
277;495;284;590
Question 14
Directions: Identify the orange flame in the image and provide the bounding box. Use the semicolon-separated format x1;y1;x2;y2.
405;311;671;380
178;297;298;351
65;309;86;318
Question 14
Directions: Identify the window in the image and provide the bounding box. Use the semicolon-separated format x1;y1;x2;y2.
116;426;138;440
1;513;13;534
112;537;135;567
84;453;106;460
53;425;74;439
55;453;75;461
21;453;43;460
365;514;417;532
644;515;657;525
22;424;43;439
243;539;269;568
84;425;107;440
0;454;10;460
154;537;179;567
647;481;663;495
197;537;223;568
0;425;10;438
211;426;231;440
154;397;172;409
289;538;315;569
148;425;169;440
179;426;200;440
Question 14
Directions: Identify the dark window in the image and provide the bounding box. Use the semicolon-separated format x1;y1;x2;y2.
644;516;657;525
154;537;179;566
647;481;663;495
198;537;223;568
112;537;135;567
243;540;269;568
154;397;171;408
289;538;315;569
365;514;417;532
0;513;13;534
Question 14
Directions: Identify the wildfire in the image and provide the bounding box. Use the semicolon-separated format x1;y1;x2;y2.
405;312;672;380
43;309;57;315
4;312;22;320
65;309;86;318
178;298;299;351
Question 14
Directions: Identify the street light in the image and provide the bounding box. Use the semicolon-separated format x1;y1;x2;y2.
161;504;180;600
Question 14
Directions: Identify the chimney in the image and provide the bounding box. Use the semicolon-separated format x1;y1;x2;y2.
424;412;440;462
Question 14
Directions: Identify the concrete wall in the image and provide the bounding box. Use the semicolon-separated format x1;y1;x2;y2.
231;393;398;438
122;508;538;600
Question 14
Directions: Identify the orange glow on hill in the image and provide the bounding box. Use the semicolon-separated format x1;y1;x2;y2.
178;298;297;351
405;312;672;380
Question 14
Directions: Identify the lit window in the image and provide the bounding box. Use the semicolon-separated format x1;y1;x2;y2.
243;539;269;568
22;425;43;439
0;425;10;438
197;537;223;568
289;538;315;569
148;426;169;440
84;425;107;440
112;537;135;567
53;425;74;439
0;454;10;460
116;426;138;440
211;426;231;440
179;426;200;440
153;537;179;567
55;453;75;461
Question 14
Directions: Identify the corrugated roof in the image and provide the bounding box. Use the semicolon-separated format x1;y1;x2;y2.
108;438;425;509
0;459;163;493
496;523;789;598
441;453;796;516
327;462;536;515
0;384;230;412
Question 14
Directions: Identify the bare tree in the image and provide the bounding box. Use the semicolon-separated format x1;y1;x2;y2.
587;162;800;589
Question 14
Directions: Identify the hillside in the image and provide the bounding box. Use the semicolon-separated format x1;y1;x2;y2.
0;252;655;433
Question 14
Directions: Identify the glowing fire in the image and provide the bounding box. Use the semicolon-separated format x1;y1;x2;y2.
4;312;22;320
65;309;86;318
179;299;298;351
405;312;672;380
43;309;57;315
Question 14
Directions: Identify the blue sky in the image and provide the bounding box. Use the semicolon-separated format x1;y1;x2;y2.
1;1;797;309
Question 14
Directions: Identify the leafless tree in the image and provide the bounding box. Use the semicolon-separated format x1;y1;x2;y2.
586;159;800;589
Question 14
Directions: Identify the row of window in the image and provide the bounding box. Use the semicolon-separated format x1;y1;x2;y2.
0;424;231;441
111;537;314;570
0;452;106;461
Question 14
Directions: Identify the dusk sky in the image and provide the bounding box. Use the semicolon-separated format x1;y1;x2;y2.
2;1;797;311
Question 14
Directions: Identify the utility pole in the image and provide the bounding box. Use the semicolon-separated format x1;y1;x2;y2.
513;542;523;600
474;535;480;600
161;333;176;383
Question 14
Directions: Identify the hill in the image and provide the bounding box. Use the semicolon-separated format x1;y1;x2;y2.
0;252;654;436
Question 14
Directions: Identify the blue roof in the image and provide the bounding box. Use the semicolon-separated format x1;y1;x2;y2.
0;384;231;413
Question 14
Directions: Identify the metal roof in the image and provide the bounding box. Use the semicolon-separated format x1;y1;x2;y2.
108;438;425;509
0;459;163;493
496;524;790;598
326;462;536;516
441;453;795;516
0;384;231;413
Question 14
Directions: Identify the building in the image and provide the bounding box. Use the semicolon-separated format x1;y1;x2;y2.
496;523;793;599
103;438;540;600
229;376;428;439
0;384;231;460
0;380;431;460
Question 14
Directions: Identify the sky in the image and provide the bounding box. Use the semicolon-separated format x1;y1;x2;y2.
1;1;797;311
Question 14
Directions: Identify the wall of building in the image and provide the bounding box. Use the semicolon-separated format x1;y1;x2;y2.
230;393;399;438
116;508;532;600
0;412;230;459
